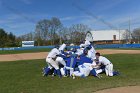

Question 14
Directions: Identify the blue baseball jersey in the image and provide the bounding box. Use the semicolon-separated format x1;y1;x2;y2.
78;54;93;65
65;55;78;68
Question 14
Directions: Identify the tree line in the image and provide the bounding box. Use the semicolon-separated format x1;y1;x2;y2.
19;17;91;46
0;28;21;47
1;17;140;47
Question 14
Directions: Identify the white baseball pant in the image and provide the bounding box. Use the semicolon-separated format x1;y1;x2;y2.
55;57;66;66
105;63;113;76
46;57;59;70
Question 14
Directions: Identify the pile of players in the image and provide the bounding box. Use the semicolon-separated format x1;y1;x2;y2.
42;39;119;79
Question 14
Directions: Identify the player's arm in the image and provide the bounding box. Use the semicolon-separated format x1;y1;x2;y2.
91;59;101;68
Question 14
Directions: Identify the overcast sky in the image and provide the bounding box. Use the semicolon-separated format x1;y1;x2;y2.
0;0;140;36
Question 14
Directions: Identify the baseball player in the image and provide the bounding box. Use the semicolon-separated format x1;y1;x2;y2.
81;39;96;60
95;52;113;76
55;43;67;67
75;44;85;56
72;63;92;78
86;45;96;60
64;54;78;76
59;43;66;53
43;46;62;78
72;57;100;79
83;39;91;47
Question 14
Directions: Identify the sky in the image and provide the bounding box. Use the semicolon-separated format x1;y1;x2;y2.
0;0;140;36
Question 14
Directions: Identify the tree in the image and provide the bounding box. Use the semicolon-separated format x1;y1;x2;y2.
50;17;62;45
68;24;91;44
58;27;70;44
35;17;62;45
35;19;50;40
0;29;8;47
0;28;19;47
132;28;140;43
35;19;50;45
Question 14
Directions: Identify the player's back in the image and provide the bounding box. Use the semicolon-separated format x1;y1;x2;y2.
47;48;60;58
78;55;93;65
99;56;111;65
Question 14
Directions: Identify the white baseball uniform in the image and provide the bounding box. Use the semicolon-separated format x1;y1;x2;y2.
79;44;85;48
84;40;91;47
87;46;96;60
73;63;93;77
59;43;66;51
98;56;113;76
46;48;60;70
55;56;66;66
56;43;66;66
75;48;84;56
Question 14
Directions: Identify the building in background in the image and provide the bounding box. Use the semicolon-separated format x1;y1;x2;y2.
86;29;130;44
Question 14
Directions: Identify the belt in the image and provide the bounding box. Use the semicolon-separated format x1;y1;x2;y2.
106;63;112;65
47;57;56;60
47;57;54;59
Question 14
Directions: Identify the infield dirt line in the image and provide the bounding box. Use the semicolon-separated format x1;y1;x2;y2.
0;49;140;62
94;86;140;93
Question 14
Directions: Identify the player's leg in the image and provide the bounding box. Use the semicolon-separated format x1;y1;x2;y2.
78;65;86;77
43;58;53;76
60;67;65;76
48;58;62;78
96;69;103;74
56;57;66;66
73;71;83;77
65;67;73;76
108;64;113;76
43;65;53;76
105;65;109;76
69;68;74;76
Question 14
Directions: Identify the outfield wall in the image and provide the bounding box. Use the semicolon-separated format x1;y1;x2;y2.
0;44;140;51
0;46;54;51
95;44;140;48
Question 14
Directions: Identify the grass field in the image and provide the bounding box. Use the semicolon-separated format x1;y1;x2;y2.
0;54;140;93
0;48;51;55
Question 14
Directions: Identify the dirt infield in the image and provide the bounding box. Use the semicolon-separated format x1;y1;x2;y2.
95;86;140;93
0;49;140;62
0;52;47;62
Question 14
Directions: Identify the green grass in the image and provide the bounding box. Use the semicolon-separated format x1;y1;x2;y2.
0;48;51;55
0;54;140;93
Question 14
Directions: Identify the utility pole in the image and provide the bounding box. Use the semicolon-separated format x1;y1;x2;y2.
128;18;131;43
119;28;121;44
59;36;62;45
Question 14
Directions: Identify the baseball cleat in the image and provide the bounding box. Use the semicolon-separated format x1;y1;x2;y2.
81;74;86;78
63;75;68;77
96;74;102;79
42;73;46;77
72;73;75;79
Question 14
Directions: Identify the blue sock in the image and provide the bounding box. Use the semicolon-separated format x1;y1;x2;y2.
66;70;70;76
113;71;120;76
90;69;97;77
64;68;68;76
54;69;57;75
81;74;86;78
57;69;62;78
44;67;50;76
